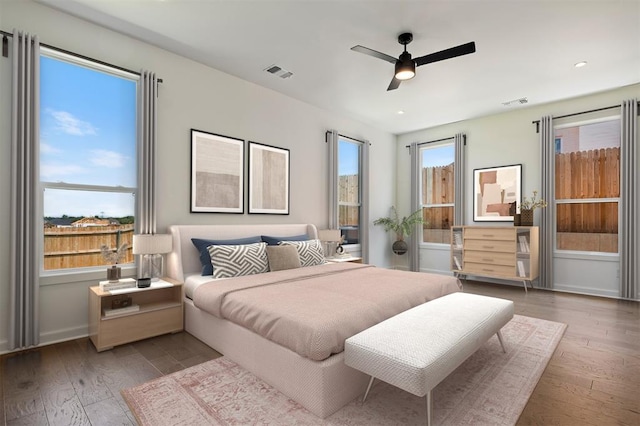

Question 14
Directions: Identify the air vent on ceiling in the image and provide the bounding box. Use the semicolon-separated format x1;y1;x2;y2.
502;97;528;107
264;64;294;79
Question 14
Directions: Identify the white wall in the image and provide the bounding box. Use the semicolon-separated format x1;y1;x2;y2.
397;84;640;298
0;0;396;353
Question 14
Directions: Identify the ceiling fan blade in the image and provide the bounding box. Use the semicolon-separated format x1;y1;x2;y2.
387;77;401;91
351;45;397;64
414;41;476;67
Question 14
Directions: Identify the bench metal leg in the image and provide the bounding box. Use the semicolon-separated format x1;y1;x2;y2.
497;330;507;353
362;376;375;402
425;390;432;426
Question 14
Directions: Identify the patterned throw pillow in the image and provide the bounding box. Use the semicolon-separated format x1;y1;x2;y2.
279;239;326;267
207;242;269;279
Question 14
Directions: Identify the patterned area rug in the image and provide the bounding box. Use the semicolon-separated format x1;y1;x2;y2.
122;315;565;425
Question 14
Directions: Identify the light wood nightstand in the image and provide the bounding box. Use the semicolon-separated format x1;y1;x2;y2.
88;277;183;352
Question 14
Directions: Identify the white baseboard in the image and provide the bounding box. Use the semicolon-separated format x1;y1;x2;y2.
0;326;89;356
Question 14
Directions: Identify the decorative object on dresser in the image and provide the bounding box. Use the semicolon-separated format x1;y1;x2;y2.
133;234;172;280
473;164;522;222
100;243;129;282
373;206;424;255
451;226;539;292
519;190;548;226
248;141;290;215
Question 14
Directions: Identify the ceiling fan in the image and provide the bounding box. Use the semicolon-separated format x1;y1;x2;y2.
351;33;476;91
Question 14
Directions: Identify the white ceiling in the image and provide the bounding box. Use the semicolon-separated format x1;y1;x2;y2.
38;0;640;135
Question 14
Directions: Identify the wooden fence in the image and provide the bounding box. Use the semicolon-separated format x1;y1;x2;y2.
44;224;134;270
338;174;359;226
555;147;619;234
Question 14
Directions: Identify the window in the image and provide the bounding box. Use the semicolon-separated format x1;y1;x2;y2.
338;137;361;244
40;50;138;271
554;117;620;253
419;143;455;243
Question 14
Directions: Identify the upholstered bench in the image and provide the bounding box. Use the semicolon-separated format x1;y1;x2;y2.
344;292;514;425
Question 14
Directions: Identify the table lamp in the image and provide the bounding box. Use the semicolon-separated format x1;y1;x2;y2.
132;234;172;280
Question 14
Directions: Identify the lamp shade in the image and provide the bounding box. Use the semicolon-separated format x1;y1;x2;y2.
132;234;172;255
317;229;341;242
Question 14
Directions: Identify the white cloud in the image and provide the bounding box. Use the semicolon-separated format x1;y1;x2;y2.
40;142;62;155
48;109;97;136
90;150;127;168
41;163;87;179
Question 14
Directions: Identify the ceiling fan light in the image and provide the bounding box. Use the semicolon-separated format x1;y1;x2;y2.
395;60;415;80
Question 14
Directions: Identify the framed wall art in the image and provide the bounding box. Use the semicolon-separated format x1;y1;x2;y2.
473;163;522;222
191;129;244;213
248;141;290;215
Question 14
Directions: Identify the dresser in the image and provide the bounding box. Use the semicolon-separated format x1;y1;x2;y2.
451;226;539;292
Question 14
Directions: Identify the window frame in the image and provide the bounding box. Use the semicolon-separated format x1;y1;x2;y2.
418;141;455;246
552;115;621;257
337;136;362;247
39;48;139;280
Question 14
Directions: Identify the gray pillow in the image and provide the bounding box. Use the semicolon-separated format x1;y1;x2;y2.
266;245;301;271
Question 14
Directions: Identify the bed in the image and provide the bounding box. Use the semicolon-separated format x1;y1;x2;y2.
165;223;462;418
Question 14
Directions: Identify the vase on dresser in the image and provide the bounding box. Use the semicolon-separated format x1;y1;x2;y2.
520;209;534;226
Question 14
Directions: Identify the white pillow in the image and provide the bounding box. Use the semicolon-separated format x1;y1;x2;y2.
279;239;326;267
207;242;269;279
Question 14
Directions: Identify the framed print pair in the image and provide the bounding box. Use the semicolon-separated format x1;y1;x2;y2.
190;129;290;214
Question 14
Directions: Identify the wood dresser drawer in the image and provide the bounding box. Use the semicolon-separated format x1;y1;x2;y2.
465;262;515;277
464;239;514;252
464;251;515;266
464;227;515;241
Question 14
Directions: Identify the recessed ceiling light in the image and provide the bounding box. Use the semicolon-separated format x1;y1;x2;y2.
574;61;588;68
397;110;405;115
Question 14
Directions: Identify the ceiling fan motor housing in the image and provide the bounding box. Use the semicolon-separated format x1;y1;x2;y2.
395;51;416;80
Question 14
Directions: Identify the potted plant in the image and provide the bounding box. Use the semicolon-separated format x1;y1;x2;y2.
373;206;424;255
518;190;547;226
101;243;128;282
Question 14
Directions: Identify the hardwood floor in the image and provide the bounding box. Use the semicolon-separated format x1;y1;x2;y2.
1;282;638;425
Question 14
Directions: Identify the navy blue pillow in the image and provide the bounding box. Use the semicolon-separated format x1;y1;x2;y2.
192;236;262;276
261;234;309;246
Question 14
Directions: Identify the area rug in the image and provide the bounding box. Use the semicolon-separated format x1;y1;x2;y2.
122;315;566;425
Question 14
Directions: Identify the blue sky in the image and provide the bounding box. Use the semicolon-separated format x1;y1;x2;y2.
422;144;454;167
40;55;137;218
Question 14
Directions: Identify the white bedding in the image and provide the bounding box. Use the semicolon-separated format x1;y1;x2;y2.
184;273;221;299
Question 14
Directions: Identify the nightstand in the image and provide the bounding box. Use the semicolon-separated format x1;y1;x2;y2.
326;256;363;264
88;277;184;352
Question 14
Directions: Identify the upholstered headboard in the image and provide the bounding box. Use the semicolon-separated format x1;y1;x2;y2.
166;224;318;282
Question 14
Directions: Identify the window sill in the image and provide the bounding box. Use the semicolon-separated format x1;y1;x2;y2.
40;265;137;286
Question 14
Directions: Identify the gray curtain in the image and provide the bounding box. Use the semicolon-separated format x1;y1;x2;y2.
539;116;554;289
620;99;638;300
9;30;40;350
137;70;158;235
409;142;420;271
454;133;466;226
327;130;339;229
360;140;370;263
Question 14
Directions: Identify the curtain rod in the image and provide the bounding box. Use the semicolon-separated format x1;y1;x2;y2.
1;30;163;83
405;135;458;149
531;101;640;133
